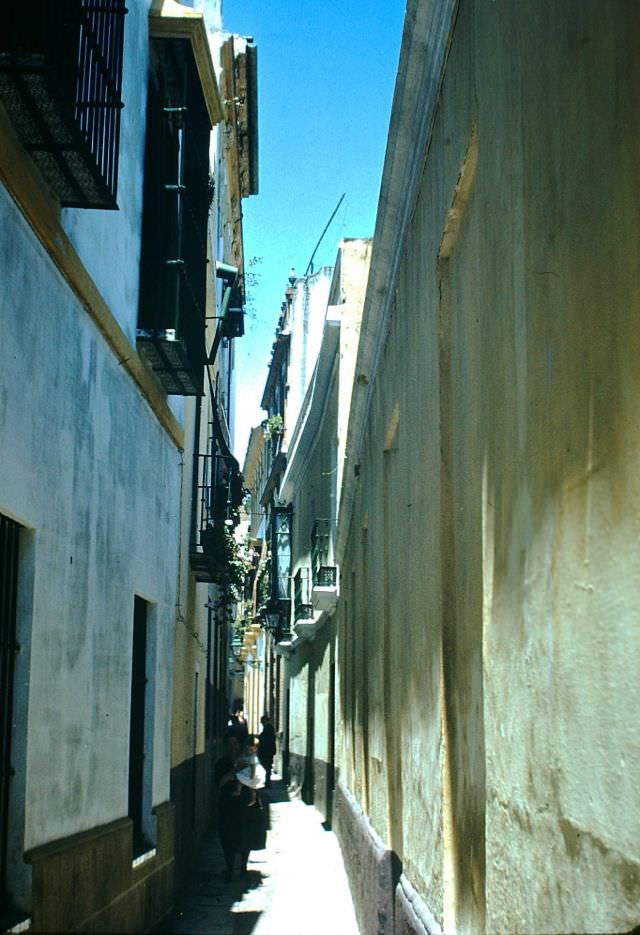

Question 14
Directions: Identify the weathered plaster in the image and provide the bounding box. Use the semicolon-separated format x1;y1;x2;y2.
334;2;640;933
0;185;181;859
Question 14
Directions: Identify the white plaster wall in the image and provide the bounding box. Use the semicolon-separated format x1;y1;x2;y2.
0;185;181;850
61;0;153;347
286;268;333;441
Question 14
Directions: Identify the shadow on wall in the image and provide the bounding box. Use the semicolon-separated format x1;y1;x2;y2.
287;622;335;822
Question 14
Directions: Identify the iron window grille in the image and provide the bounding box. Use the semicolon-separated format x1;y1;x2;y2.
311;518;337;587
137;38;211;396
293;568;313;621
0;0;127;208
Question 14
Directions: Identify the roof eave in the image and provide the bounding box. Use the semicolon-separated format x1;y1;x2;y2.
149;0;224;127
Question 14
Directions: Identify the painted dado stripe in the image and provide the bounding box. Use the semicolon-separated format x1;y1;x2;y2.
0;103;185;451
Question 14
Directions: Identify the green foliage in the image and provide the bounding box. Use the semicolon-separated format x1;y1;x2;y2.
266;414;284;436
202;523;247;601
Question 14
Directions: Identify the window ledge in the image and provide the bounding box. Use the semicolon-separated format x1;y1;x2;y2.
132;847;157;869
5;917;31;934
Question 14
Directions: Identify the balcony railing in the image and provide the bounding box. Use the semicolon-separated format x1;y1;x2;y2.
137;35;211;395
0;0;127;208
190;452;242;582
311;519;335;587
220;285;245;339
310;518;338;611
293;568;314;621
314;565;337;588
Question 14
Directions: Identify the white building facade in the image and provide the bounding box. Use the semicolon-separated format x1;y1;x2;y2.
0;1;256;929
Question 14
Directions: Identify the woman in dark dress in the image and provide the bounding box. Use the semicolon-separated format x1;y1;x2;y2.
215;733;268;878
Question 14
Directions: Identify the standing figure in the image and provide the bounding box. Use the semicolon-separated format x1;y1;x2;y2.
214;733;244;881
227;705;249;742
232;733;266;806
258;714;276;788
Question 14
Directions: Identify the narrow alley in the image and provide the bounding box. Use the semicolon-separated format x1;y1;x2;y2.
166;779;359;935
1;1;640;934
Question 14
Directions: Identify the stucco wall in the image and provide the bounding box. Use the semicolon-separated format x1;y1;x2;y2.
0;185;180;853
286;268;333;441
335;2;640;933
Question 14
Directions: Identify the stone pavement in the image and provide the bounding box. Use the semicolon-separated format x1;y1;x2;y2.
164;779;360;935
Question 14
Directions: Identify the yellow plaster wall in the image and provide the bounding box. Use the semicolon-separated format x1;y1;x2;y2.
336;2;640;932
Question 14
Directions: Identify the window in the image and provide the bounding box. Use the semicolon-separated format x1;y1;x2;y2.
0;514;33;923
136;37;211;395
0;0;127;208
271;507;291;603
128;597;155;856
0;515;20;909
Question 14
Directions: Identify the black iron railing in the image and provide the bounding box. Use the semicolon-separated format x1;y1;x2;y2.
0;516;19;905
190;452;242;582
293;568;313;621
311;518;336;587
0;0;127;208
315;565;337;588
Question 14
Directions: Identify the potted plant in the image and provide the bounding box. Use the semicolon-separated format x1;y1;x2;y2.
266;414;284;437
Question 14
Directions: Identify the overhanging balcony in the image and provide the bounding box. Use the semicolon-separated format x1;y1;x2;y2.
190;452;243;583
136;328;202;396
293;567;314;622
220;284;245;339
311;519;338;611
136;33;211;396
0;0;127;209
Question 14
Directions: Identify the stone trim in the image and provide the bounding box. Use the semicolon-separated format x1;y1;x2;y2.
149;0;224;128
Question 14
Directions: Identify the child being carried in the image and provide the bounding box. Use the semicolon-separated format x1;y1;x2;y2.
232;734;266;807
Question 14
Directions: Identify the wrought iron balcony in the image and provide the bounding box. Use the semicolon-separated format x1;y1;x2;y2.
137;34;211;395
220;285;245;339
293;568;314;622
314;565;337;588
310;519;338;611
311;519;334;587
0;0;127;208
136;328;201;396
190;452;243;583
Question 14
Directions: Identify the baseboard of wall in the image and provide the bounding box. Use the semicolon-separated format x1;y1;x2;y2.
333;780;400;935
25;802;175;933
394;873;443;935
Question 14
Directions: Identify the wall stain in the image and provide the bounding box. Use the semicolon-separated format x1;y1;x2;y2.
559;817;640;904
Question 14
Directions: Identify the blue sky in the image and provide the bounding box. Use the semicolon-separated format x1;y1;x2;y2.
221;1;406;459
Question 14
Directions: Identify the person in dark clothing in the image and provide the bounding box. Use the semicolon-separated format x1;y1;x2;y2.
215;733;243;880
215;732;268;878
227;706;249;742
258;714;276;788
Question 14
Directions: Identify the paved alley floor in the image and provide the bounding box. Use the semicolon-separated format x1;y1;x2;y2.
165;780;360;935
